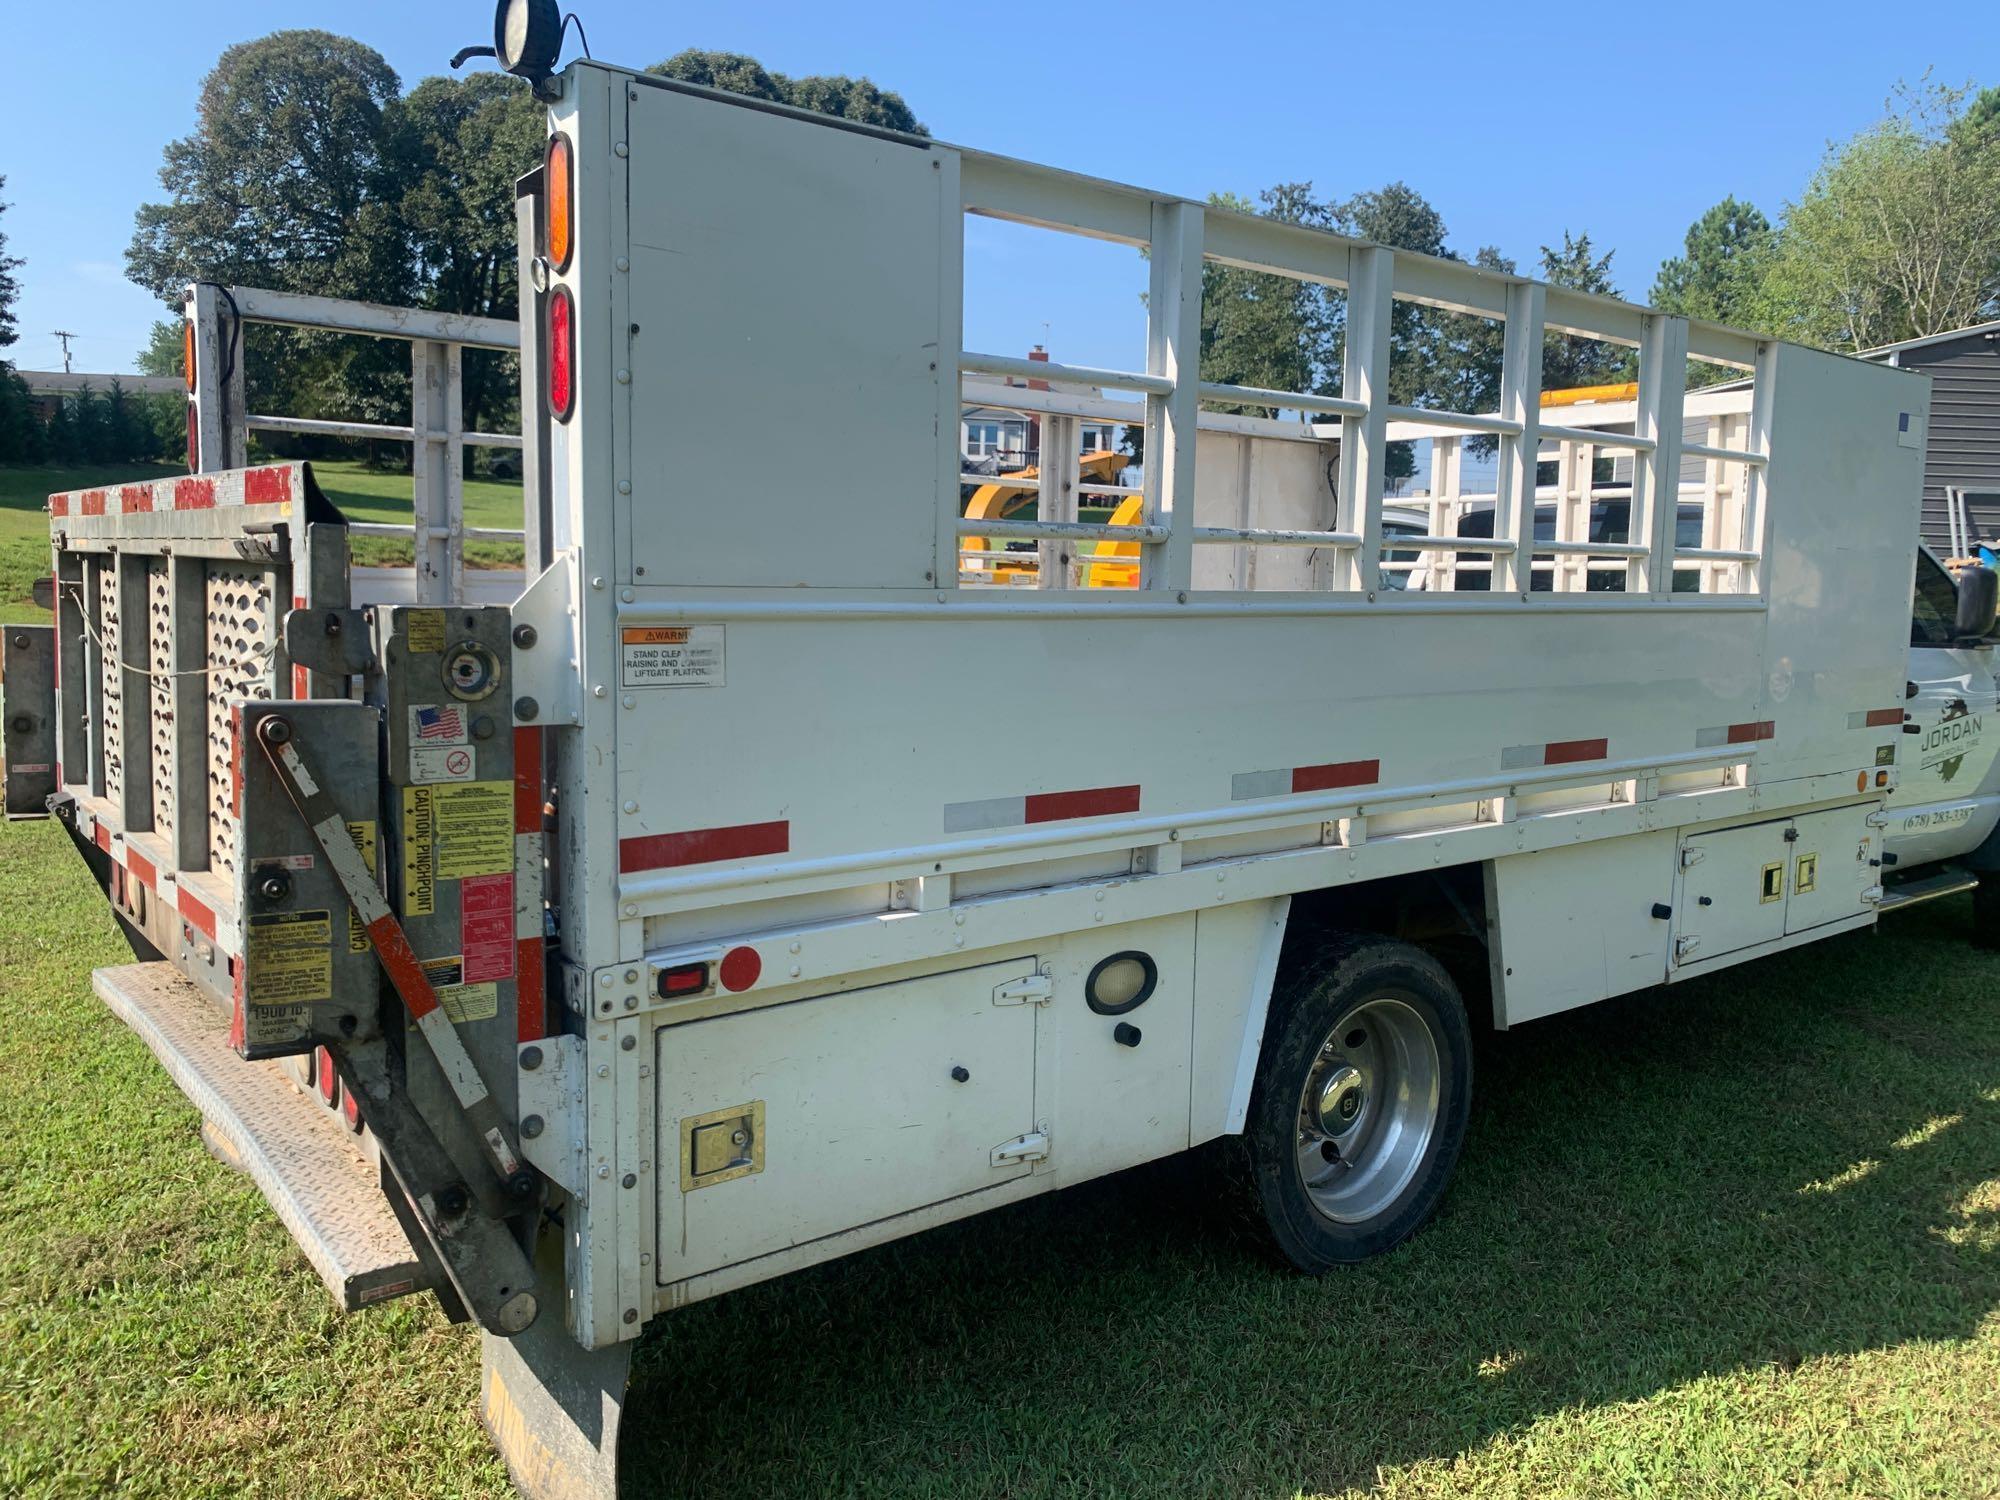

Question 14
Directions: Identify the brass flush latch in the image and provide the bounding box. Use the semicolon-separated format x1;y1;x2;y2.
680;1100;764;1191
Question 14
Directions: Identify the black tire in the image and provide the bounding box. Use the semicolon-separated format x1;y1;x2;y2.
1975;873;2000;950
1244;932;1473;1269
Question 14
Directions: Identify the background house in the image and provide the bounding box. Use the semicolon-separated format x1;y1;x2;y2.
1861;321;2000;554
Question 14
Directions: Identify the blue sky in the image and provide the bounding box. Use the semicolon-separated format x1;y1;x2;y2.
8;0;1998;379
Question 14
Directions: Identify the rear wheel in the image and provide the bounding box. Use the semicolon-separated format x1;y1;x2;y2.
1244;933;1473;1268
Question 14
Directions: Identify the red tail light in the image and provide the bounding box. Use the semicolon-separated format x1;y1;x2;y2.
315;1045;338;1106
547;285;575;421
657;961;710;998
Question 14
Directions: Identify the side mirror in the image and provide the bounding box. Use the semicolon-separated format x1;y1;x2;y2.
1954;564;1999;643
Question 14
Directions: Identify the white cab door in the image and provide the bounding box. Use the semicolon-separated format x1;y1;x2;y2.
1886;551;2000;867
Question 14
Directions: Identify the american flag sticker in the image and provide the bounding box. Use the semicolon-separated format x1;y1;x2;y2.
410;703;469;746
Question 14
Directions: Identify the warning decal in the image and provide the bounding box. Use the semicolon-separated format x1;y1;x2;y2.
411;745;477;784
621;625;724;688
402;787;437;916
407;609;446;654
460;872;516;983
421;955;498;1023
434;781;514;878
347;821;377;952
247;910;333;1006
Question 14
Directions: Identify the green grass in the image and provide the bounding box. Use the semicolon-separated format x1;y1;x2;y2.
0;803;1994;1497
0;460;526;624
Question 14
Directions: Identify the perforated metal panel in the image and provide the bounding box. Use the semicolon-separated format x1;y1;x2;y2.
204;564;278;882
98;562;123;808
148;562;175;839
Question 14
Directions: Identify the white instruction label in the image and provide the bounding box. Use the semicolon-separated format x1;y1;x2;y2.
411;745;478;784
621;625;725;688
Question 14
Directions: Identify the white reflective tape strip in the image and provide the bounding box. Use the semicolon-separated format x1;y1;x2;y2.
1230;769;1291;801
312;812;391;924
515;831;543;940
278;740;320;797
414;1005;490;1108
483;1126;522;1177
943;795;1027;833
1499;744;1547;770
1694;725;1730;748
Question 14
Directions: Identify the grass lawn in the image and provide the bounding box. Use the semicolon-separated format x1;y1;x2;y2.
0;459;527;624
0;798;1994;1496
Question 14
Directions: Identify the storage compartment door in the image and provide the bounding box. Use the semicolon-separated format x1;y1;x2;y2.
656;956;1041;1284
1783;805;1876;936
1672;818;1793;967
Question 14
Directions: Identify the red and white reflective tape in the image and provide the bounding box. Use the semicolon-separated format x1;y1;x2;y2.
619;819;789;874
1848;707;1905;730
1231;759;1378;801
48;463;301;521
1500;737;1608;771
944;783;1140;834
1695;719;1774;748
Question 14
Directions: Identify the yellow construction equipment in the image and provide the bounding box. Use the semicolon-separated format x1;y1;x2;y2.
962;450;1129;584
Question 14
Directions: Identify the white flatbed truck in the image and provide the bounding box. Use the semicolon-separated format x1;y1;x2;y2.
6;12;1998;1496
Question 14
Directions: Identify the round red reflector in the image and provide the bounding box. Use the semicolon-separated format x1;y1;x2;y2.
719;946;762;992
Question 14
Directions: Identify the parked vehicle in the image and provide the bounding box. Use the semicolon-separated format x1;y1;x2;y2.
6;19;1991;1497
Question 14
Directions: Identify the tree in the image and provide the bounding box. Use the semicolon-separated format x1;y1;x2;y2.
1762;79;2000;351
0;176;20;353
648;50;927;134
126;31;412;435
1539;232;1635;390
127;31;405;303
1652;197;1774;330
385;72;544;445
1196;192;1320;417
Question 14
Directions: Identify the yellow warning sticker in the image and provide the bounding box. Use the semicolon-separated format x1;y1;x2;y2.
434;780;514;879
247;910;333;1006
407;608;445;654
420;955;498;1023
402;786;437;916
347;820;377;953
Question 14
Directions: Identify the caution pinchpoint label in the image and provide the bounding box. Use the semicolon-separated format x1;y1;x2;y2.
621;625;724;688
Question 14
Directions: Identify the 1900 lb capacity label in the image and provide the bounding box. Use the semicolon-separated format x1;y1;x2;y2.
621;625;724;688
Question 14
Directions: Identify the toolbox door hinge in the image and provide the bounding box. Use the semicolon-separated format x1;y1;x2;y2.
992;973;1053;1007
1679;847;1705;869
1673;934;1702;962
991;1130;1050;1167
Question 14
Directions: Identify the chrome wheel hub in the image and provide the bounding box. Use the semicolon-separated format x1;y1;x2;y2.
1294;993;1442;1224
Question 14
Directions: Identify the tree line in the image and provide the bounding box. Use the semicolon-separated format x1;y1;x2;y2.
0;31;924;467
0;34;1995;471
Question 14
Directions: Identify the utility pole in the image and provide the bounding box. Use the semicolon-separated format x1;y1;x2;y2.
52;330;76;374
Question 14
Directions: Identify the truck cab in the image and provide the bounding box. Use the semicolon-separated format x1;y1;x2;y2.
1882;547;2000;891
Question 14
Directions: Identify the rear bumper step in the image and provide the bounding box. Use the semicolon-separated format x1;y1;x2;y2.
93;962;432;1312
1878;866;1980;914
